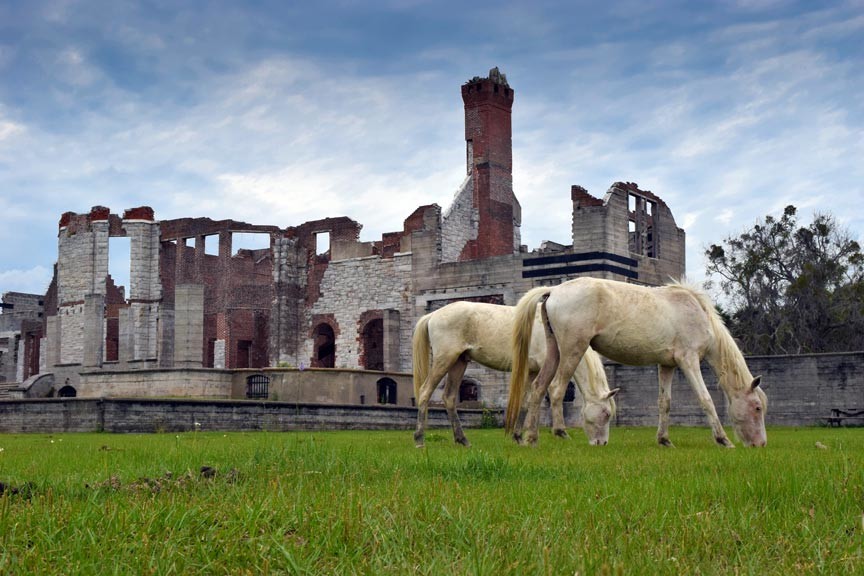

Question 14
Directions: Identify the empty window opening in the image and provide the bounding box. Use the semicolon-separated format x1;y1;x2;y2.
232;232;270;255
246;374;270;399
206;338;216;368
105;317;120;362
628;194;659;258
58;385;77;398
108;236;131;297
361;318;384;371
377;377;397;405
313;323;336;368
459;380;479;403
204;234;219;256
315;232;330;256
185;237;195;248
236;340;252;369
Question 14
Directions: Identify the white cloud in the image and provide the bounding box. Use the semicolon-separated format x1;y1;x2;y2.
0;266;53;296
0;119;24;142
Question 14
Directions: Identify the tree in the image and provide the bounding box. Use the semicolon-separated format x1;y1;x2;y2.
705;205;864;355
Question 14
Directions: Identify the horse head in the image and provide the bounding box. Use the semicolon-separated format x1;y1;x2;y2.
728;376;767;447
581;388;620;446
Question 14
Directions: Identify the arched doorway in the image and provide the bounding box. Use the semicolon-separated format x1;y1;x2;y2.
313;323;336;368
361;318;384;371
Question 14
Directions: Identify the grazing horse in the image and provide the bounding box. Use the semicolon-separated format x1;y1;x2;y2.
507;278;767;448
413;301;619;448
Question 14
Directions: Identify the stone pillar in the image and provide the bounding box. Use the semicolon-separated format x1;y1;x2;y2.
83;294;105;368
213;340;226;369
118;307;134;364
383;309;401;372
174;284;204;368
45;316;60;369
15;336;24;383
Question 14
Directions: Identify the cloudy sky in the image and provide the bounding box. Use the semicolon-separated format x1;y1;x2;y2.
1;0;862;296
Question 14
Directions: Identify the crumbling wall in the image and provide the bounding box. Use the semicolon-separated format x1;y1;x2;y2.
570;182;685;284
0;292;44;384
441;175;477;262
159;217;279;369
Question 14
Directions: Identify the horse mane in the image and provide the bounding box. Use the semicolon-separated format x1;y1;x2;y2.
666;280;754;394
581;349;616;417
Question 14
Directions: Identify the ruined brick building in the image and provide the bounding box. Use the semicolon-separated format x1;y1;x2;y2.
1;68;685;406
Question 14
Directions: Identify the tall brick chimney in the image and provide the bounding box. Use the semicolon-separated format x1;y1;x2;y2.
459;67;521;260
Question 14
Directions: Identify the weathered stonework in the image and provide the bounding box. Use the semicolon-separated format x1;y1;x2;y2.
12;68;716;416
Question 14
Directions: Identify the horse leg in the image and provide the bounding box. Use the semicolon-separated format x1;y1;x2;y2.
551;349;591;439
413;356;455;448
548;371;574;439
521;339;569;447
678;356;735;448
443;353;471;447
511;370;538;444
657;365;675;447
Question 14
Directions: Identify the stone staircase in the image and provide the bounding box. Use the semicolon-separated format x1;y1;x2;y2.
0;383;19;400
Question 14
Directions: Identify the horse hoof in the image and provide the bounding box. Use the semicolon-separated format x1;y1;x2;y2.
553;429;571;439
512;432;523;444
455;437;471;448
521;436;538;447
658;438;675;448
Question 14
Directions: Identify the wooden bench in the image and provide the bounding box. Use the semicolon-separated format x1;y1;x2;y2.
827;408;864;427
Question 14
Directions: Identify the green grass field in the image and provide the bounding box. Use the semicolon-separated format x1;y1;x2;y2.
0;426;862;575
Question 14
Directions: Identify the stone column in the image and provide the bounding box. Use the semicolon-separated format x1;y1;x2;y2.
83;293;105;368
383;309;401;372
174;284;204;368
118;307;134;364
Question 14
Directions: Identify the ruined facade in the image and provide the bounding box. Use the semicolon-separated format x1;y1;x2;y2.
0;292;44;393
7;68;686;406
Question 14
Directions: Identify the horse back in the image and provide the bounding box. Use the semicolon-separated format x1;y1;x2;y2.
548;278;713;366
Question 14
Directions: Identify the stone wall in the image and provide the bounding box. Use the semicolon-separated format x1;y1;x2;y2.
78;368;233;399
0;398;496;434
230;368;415;407
440;175;476;263
0;352;862;433
605;351;864;428
311;253;414;372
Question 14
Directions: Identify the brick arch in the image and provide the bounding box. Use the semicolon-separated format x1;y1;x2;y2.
358;310;384;371
310;314;339;368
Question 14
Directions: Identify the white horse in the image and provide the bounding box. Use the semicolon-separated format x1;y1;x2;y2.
413;300;619;448
507;278;767;448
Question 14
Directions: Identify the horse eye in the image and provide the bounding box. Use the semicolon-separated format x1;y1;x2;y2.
755;405;762;412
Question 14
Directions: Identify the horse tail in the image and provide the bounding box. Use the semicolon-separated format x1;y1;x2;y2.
506;287;552;432
412;314;432;400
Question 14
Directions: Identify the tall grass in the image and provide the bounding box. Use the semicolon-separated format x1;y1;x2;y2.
0;427;862;574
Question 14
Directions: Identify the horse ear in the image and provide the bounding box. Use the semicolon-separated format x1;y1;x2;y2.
751;376;762;390
605;388;621;400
